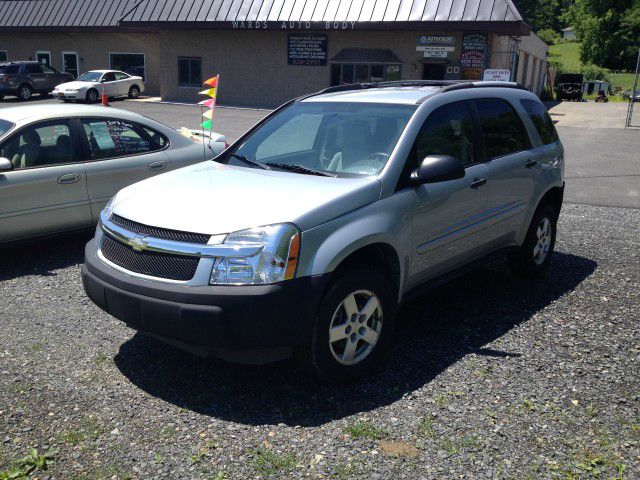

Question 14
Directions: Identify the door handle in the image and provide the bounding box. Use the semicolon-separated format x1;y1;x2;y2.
148;161;166;171
525;159;538;168
470;178;487;189
57;173;80;184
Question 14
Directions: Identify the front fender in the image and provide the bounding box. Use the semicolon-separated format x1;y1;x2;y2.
297;190;413;302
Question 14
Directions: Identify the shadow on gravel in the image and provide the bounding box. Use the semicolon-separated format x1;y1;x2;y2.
0;232;91;281
114;251;596;427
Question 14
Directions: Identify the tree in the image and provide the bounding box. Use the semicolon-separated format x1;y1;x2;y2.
516;0;574;33
564;0;640;70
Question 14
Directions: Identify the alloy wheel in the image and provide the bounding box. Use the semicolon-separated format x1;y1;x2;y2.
19;86;31;100
328;289;383;366
533;217;552;265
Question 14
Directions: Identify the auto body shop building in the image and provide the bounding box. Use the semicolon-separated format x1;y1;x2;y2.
0;0;548;107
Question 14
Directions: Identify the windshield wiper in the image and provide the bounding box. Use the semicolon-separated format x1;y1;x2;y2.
227;153;269;170
265;162;336;177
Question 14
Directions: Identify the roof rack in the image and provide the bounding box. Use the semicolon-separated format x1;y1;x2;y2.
306;80;527;102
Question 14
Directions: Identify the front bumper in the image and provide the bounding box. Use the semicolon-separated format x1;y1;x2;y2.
54;91;79;100
82;239;328;362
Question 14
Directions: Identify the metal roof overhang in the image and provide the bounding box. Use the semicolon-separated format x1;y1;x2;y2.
117;20;530;35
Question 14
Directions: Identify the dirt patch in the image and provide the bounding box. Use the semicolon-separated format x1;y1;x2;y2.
378;440;419;458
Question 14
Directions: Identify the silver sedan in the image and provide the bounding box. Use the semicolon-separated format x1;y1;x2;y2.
0;104;226;244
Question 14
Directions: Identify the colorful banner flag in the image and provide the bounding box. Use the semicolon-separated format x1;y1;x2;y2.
199;88;216;98
198;98;216;108
204;76;219;88
200;74;219;133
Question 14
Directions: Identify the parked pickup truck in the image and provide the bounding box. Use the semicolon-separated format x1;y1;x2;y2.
82;81;565;383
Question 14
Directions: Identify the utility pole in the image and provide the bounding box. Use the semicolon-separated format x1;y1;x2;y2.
626;44;640;128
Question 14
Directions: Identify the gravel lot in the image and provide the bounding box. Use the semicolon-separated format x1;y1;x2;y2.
0;203;638;479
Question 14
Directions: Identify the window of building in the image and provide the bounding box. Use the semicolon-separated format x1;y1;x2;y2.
1;120;74;169
35;51;51;65
475;99;531;159
520;99;559;145
0;51;7;62
81;118;159;160
330;63;402;86
110;53;145;81
62;52;79;78
178;57;202;87
414;102;475;168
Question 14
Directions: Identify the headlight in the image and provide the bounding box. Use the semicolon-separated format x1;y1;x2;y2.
102;197;115;220
210;223;300;285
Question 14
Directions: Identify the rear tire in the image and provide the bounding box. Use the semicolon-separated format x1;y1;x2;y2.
508;203;557;278
128;85;140;99
17;84;32;101
299;268;396;383
0;95;4;101
86;89;98;104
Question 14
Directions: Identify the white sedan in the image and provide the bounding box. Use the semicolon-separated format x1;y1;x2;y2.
53;70;145;103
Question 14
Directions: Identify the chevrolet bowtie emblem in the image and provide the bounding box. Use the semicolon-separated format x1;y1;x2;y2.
128;236;148;252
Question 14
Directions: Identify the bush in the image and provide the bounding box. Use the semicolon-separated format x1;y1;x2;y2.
538;28;561;45
580;63;609;82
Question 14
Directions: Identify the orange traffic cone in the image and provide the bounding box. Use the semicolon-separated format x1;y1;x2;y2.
101;90;109;107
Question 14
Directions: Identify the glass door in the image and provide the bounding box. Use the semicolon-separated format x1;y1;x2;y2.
62;52;79;79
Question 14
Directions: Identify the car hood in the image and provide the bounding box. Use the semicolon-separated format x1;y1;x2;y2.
111;161;381;234
56;80;94;90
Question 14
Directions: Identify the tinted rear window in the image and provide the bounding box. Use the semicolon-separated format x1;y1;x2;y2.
475;99;531;159
0;119;14;137
520;99;559;145
0;65;19;74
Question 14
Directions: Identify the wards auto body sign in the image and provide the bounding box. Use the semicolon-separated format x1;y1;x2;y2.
231;21;357;30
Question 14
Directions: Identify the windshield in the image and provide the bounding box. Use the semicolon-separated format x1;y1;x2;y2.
77;71;103;82
0;119;14;138
228;102;416;176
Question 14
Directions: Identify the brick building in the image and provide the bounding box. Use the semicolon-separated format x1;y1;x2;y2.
0;0;548;107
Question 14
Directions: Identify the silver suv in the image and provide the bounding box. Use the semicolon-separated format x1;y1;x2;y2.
82;81;564;382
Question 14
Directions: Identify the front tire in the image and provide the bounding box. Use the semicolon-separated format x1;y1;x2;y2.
17;84;32;101
85;89;98;104
128;85;140;99
509;203;557;278
300;268;396;383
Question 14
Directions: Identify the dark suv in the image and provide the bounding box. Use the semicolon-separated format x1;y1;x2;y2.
0;61;74;101
556;73;584;102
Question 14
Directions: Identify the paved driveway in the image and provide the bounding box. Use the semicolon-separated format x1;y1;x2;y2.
1;96;639;209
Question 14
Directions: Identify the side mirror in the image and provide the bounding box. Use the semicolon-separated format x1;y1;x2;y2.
0;157;13;172
410;155;465;184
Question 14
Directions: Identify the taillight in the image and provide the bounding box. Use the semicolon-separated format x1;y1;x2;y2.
224;142;229;149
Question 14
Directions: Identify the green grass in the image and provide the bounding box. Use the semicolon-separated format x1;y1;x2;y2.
342;421;388;440
549;42;582;72
609;73;638;91
251;448;297;475
0;449;55;480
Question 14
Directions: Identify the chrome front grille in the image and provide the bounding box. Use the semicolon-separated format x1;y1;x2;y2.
101;235;200;281
111;214;210;244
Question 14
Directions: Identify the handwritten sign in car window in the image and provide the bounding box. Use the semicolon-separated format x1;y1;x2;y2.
82;119;152;160
87;122;116;150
